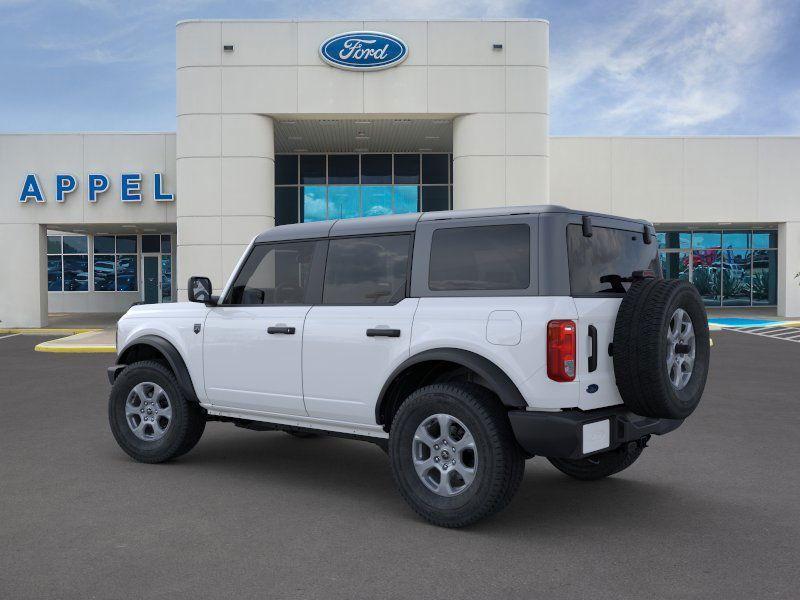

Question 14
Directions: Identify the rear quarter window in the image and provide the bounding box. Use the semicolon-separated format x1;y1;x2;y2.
567;224;660;295
428;224;530;291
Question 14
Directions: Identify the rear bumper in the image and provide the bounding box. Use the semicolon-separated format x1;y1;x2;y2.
508;406;683;459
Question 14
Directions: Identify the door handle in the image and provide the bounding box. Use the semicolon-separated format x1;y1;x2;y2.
588;325;598;373
267;326;295;335
366;328;401;338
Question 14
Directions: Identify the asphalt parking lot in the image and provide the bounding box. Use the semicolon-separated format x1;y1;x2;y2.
1;331;799;599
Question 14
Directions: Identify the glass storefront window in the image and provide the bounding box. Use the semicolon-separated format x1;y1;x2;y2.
116;235;137;254
302;186;327;222
93;255;116;291
362;186;393;216
328;155;358;184
141;234;161;253
692;231;721;249
116;255;137;291
658;228;778;307
94;235;115;253
161;255;172;301
361;154;392;184
63;255;89;291
328;186;360;219
63;235;88;254
277;153;452;224
722;231;750;249
394;186;419;214
47;235;62;254
721;249;751;306
753;250;778;305
161;235;172;254
47;256;62;291
300;155;325;184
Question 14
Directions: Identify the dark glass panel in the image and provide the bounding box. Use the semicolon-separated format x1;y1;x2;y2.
361;154;392;184
421;154;448;184
161;235;172;254
328;155;359;184
47;256;62;291
161;255;172;301
62;235;88;254
116;235;137;254
394;154;420;184
93;255;116;291
63;255;89;291
94;235;115;254
116;255;138;291
275;155;298;185
421;186;449;212
141;234;160;253
275;187;299;226
300;155;326;184
47;235;61;254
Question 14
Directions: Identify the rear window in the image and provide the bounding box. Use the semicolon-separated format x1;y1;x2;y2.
428;224;530;291
567;224;660;295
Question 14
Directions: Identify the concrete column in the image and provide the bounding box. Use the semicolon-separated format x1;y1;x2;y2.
0;224;47;327
777;221;800;318
452;112;548;210
176;114;275;300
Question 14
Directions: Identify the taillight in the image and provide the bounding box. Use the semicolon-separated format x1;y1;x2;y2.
547;320;576;382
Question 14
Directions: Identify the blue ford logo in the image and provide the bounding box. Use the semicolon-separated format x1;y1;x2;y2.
319;31;408;71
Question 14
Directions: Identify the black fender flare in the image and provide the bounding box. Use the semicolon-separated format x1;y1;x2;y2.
375;348;528;424
114;335;199;403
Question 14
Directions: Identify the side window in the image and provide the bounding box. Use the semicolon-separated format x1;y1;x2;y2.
428;224;530;291
323;235;410;305
566;224;661;295
226;241;316;305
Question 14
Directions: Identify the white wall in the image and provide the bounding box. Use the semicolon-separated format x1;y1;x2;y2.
176;19;550;297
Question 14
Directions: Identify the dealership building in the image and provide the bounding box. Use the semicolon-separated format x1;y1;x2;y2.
1;18;799;327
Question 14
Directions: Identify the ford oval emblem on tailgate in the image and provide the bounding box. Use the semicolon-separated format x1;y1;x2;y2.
320;31;408;71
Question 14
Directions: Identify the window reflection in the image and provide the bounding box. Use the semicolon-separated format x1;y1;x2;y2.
362;186;393;216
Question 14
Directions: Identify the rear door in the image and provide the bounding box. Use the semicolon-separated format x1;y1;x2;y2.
302;234;417;425
566;221;661;410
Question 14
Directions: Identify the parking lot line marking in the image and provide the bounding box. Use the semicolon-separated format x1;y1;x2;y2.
0;333;21;341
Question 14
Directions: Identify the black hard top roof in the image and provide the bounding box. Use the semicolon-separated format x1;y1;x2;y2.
253;204;651;243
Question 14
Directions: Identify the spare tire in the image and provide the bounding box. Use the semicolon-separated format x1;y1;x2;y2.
612;278;709;419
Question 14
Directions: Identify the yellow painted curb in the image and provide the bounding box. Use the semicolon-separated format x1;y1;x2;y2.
0;328;100;335
34;343;116;354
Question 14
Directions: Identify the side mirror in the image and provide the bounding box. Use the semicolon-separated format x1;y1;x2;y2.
188;276;217;305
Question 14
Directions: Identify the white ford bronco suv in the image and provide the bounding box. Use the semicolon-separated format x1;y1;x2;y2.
108;205;709;527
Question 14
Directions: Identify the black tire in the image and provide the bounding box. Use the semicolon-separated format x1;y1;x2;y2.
108;360;206;463
548;439;646;481
613;278;710;419
389;383;525;528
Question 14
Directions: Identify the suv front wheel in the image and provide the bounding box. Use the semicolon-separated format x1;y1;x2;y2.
108;361;206;463
389;383;524;528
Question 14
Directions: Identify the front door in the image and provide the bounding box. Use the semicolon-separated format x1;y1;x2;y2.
302;234;416;425
143;256;159;304
202;240;320;416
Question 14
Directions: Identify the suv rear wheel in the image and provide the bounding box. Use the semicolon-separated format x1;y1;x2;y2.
389;383;524;528
108;361;206;463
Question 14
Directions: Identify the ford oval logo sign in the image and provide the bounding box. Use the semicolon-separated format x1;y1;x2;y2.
319;31;408;71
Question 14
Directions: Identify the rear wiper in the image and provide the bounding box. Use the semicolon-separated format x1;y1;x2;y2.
599;270;657;293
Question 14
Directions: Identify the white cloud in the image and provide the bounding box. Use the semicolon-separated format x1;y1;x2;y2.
551;0;791;133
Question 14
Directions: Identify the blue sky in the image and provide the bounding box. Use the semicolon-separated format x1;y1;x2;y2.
0;0;798;135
